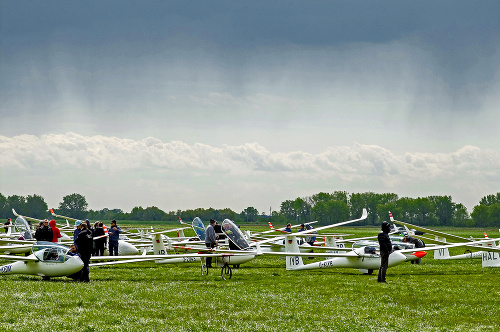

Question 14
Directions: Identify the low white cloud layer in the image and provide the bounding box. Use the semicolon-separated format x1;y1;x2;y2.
1;133;498;213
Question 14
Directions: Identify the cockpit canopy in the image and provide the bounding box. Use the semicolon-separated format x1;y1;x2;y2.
221;219;249;250
192;217;206;241
14;216;33;240
32;242;72;263
353;240;379;249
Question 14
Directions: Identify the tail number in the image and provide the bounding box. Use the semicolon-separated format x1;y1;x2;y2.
289;257;300;266
319;260;334;268
0;265;12;273
438;249;447;256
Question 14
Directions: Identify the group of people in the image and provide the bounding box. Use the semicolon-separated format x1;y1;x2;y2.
33;218;120;283
71;219;121;256
284;223;317;246
34;219;61;242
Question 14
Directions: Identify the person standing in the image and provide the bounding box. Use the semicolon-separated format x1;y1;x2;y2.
205;219;218;268
35;219;53;242
377;221;392;283
3;218;11;233
284;223;292;233
108;220;121;256
75;223;93;282
305;224;317;246
93;221;107;256
73;220;82;249
49;219;62;243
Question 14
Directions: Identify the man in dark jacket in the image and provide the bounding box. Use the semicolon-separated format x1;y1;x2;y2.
35;219;53;242
377;221;392;283
403;234;425;264
204;219;217;268
108;220;121;256
75;223;93;282
93;221;107;256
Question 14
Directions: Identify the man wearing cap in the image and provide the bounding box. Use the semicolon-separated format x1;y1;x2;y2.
205;219;218;268
305;224;317;246
73;220;83;249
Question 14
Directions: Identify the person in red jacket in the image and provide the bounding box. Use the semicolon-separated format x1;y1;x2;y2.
49;219;62;243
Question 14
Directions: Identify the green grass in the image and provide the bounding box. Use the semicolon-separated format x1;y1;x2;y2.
1;226;499;331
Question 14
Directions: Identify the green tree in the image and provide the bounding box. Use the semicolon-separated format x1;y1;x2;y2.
130;206;145;220
471;204;488;227
58;193;88;219
293;197;311;223
26;194;49;219
312;200;349;225
242;207;259;223
219;208;238;221
428;195;455;226
487;203;500;228
414;197;433;225
280;200;296;222
7;195;26;215
453;203;470;227
479;193;500;206
0;193;8;218
142;206;166;221
348;192;385;225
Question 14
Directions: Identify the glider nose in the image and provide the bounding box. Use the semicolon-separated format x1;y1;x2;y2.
413;251;427;259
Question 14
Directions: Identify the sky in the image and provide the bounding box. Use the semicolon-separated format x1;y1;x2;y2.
1;1;500;215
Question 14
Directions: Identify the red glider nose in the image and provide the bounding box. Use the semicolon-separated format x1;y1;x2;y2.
413;251;427;259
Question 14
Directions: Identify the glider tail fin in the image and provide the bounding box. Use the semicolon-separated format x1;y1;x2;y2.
285;235;303;270
388;211;395;222
324;236;337;249
152;234;167;255
434;236;450;259
177;229;185;238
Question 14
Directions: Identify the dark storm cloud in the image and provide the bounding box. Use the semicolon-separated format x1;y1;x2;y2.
1;1;499;135
3;1;499;57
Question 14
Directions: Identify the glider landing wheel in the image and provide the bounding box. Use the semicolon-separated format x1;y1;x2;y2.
221;264;232;280
201;264;209;276
366;269;374;275
42;276;51;281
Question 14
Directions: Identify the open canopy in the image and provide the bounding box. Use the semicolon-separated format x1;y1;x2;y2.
15;216;33;240
222;219;250;250
192;217;206;241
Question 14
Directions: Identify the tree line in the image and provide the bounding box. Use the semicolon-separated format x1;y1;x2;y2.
0;191;499;228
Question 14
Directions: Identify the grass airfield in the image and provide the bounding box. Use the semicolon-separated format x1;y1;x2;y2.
1;226;499;331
